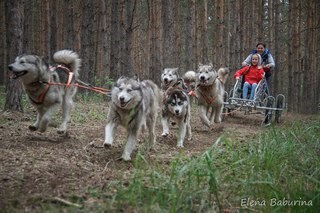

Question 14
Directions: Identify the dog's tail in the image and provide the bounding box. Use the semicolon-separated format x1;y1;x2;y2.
53;50;81;78
217;67;229;84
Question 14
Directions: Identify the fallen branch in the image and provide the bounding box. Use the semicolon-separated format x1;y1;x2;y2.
53;197;82;208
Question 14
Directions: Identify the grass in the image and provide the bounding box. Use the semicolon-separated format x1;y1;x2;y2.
76;117;319;212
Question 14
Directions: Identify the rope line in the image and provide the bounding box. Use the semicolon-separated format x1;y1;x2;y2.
48;82;111;95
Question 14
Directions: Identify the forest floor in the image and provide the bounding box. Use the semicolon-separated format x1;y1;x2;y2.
0;101;309;211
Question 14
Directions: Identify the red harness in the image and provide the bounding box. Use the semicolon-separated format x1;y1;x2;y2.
195;77;223;105
28;65;73;104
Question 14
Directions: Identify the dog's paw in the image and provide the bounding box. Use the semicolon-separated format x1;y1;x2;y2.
176;144;184;148
103;143;112;148
214;117;222;123
28;125;37;131
57;129;66;135
161;132;169;137
121;153;132;161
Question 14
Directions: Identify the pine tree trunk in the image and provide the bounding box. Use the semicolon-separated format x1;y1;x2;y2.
4;1;24;111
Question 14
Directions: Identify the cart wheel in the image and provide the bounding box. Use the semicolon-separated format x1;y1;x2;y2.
275;96;285;123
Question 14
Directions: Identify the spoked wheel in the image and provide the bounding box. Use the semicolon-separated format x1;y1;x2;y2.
262;96;275;126
275;95;285;123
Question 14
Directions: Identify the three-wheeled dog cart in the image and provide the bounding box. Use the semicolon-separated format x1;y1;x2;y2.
224;76;286;126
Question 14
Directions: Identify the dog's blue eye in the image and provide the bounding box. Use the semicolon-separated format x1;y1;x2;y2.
178;102;183;105
127;89;132;92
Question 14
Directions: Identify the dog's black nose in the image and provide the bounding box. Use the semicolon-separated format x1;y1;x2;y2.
200;76;205;80
175;109;179;114
119;96;125;102
8;64;13;71
164;78;168;82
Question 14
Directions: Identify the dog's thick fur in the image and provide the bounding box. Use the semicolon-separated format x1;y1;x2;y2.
195;63;229;127
8;50;81;134
161;83;192;147
104;77;161;161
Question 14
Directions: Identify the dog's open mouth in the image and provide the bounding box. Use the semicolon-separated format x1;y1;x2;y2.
164;80;172;86
200;78;209;84
119;99;131;108
9;71;28;79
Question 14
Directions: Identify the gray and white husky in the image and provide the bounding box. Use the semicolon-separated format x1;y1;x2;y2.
8;50;81;134
104;77;161;161
161;68;179;91
161;80;192;147
195;63;229;128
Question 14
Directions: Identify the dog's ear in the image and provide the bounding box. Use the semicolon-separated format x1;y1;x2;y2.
37;57;49;73
173;68;180;77
133;73;140;82
115;76;126;86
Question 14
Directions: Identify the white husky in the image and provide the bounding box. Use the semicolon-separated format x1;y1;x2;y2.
104;77;161;161
195;63;229;128
8;50;81;134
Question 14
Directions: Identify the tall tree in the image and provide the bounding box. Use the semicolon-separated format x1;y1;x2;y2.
109;0;121;81
81;0;95;83
0;0;7;85
302;0;318;113
120;0;137;77
288;0;302;112
162;0;174;68
147;0;161;84
200;0;208;64
4;0;24;111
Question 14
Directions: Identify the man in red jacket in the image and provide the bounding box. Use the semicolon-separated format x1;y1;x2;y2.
234;53;264;100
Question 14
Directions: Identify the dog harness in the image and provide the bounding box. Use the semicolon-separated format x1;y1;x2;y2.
28;65;73;105
195;76;223;105
50;65;74;86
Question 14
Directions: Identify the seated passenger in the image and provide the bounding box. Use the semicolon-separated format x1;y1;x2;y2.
242;42;275;89
234;53;264;100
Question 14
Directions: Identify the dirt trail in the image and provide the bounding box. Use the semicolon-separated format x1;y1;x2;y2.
0;105;283;209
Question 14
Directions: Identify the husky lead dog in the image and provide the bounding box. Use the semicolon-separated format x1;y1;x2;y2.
8;50;81;134
161;84;192;147
195;63;229;128
104;77;161;161
161;68;179;91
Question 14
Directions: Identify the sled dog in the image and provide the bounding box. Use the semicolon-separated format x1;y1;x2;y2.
195;63;229;127
161;68;179;91
8;50;81;134
104;77;161;161
161;80;192;147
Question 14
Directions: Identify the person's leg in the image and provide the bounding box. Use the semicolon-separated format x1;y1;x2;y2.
250;83;258;100
242;82;251;99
